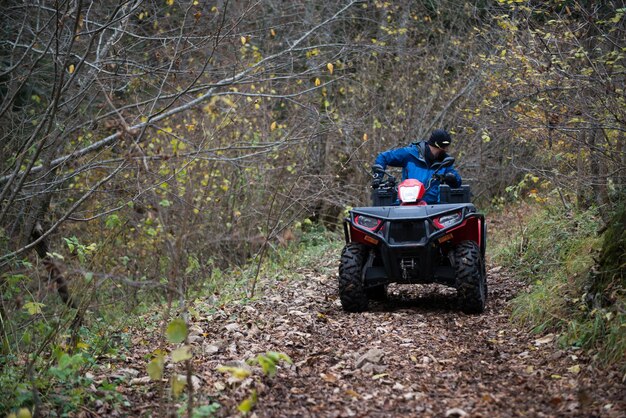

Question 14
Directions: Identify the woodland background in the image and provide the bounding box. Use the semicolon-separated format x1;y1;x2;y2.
1;0;624;415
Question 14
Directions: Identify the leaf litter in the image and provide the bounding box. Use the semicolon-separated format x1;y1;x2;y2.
98;255;624;417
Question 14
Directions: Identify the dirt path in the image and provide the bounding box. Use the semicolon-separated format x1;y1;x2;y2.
120;258;625;417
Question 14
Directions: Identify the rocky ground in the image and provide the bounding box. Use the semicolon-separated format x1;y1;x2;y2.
111;257;625;417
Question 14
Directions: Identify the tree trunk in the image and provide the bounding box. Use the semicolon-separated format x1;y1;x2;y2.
576;130;589;210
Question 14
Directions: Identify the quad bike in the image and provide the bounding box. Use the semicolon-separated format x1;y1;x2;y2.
339;157;487;313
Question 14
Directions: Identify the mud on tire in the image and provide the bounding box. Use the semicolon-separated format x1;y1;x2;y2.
338;243;369;312
454;240;487;314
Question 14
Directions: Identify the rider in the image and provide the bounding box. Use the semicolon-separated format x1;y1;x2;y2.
372;129;462;204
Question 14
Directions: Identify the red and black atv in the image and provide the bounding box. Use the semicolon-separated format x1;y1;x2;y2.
339;158;487;313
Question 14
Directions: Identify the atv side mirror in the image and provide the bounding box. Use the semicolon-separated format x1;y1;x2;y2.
441;156;455;168
430;157;455;172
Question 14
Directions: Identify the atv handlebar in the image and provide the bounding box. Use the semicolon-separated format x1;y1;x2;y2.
371;165;397;189
371;163;455;191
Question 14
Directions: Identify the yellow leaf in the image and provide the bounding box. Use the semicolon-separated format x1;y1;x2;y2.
171;346;192;363
567;364;581;374
24;302;44;315
216;365;251;380
166;0;174;6
171;375;186;397
68;64;75;74
17;409;32;418
314;78;321;87
270;28;276;37
147;356;164;380
238;390;257;414
241;36;247;45
270;121;277;131
362;133;368;142
327;63;334;74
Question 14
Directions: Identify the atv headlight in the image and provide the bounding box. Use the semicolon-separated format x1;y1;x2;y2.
398;179;425;203
355;215;382;231
434;211;462;229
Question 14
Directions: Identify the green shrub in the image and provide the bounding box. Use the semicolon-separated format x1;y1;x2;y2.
495;200;625;368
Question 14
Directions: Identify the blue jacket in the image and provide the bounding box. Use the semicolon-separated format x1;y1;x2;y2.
374;141;462;204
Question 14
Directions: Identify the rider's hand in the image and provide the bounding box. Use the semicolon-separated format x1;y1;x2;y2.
444;172;458;186
371;173;383;188
371;165;384;188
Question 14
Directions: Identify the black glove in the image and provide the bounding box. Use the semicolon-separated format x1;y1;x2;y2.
371;164;384;188
371;174;383;188
443;172;458;187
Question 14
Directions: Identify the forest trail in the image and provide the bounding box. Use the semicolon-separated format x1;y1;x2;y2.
116;257;625;417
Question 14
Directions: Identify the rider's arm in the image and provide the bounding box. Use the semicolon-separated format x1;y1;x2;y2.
374;147;412;170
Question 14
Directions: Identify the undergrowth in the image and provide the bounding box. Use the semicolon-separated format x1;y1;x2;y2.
491;199;626;370
0;222;340;417
197;221;341;305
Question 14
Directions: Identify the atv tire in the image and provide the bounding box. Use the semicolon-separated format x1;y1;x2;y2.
455;240;487;314
338;243;369;312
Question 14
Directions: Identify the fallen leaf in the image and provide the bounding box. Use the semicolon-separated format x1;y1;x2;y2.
216;365;251;380
345;389;359;398
445;407;468;417
225;323;240;332
130;376;151;385
567;364;581;374
534;334;555;345
320;373;338;383
481;393;496;403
